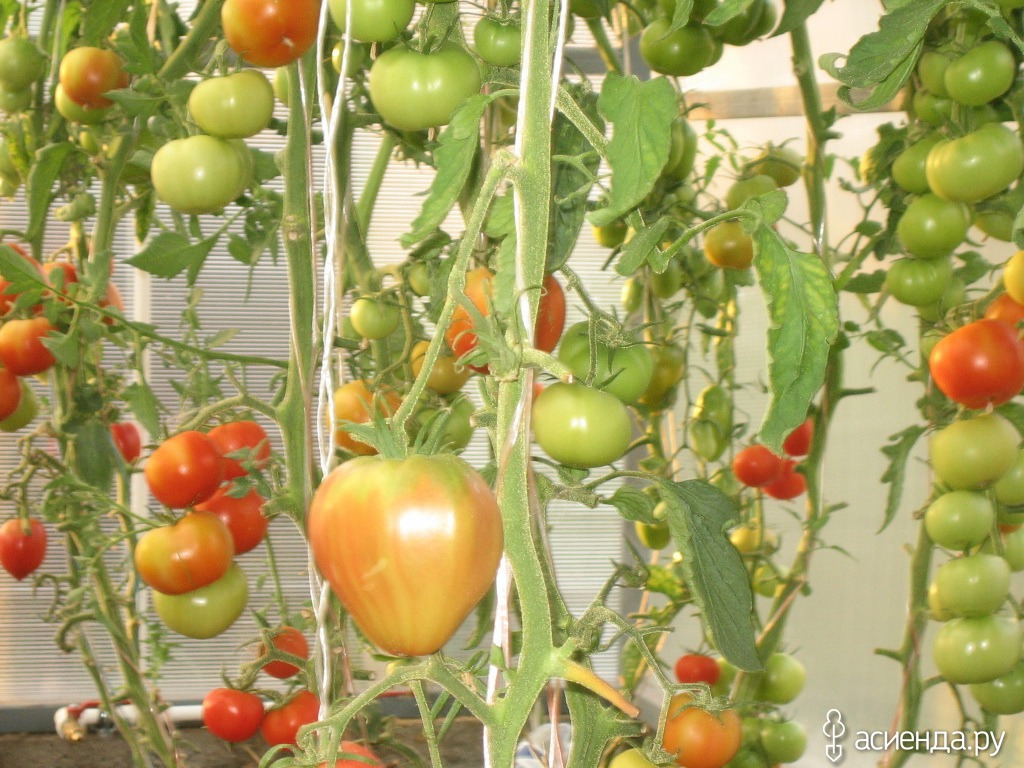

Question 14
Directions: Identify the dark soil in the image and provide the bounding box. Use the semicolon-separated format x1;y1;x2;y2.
0;719;484;768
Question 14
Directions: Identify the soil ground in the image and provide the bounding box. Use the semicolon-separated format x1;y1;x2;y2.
0;719;485;768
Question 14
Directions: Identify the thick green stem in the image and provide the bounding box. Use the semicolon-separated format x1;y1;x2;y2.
157;0;225;81
354;134;396;239
790;23;830;260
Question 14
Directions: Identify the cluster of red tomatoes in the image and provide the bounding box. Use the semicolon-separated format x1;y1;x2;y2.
637;0;776;79
731;419;812;501
138;420;271;639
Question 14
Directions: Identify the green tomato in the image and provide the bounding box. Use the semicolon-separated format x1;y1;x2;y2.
664;116;698;180
349;296;400;339
328;0;415;42
650;260;684;298
621;277;642;313
929;581;954;622
896;194;969;259
188;70;275;139
638;344;685;410
971;660;1024;714
925;490;995;551
994;449;1024;507
726;174;778;210
996;528;1024;572
944;40;1016;107
273;67;289;103
368;44;482;131
0;86;30;114
150;135;243;215
759;720;807;764
688;384;732;462
608;748;658;768
474;17;522;68
331;41;370;77
0;37;45;91
917;49;951;97
930;414;1019;491
635;502;671;549
414;397;474;452
749;145;802;187
557;322;654;404
639;20;716;77
532;382;632;469
726;749;769;768
891;133;943;194
593;219;628;249
152;563;248;639
911;90;952;125
406;261;431;296
933;553;1010;618
756;653;805;704
884;256;952;307
926;124;1024;204
933;614;1021;684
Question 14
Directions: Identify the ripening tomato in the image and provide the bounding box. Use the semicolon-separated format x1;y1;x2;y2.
144;431;225;508
332;380;401;455
202;688;265;742
221;0;320;67
58;47;127;109
1003;251;1024;306
134;511;234;595
0;317;56;376
110;422;142;463
985;293;1024;330
410;340;471;394
259;626;309;679
322;742;384;768
0;379;35;432
194;485;268;555
260;690;319;747
733;445;785;488
207;420;271;479
0;517;46;580
0;365;20;420
308;454;503;656
928;319;1024;409
662;694;742;768
704;220;754;270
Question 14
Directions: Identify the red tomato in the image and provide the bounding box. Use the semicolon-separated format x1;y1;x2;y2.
763;461;807;500
260;690;319;747
202;688;264;742
782;418;813;457
207;420;271;479
110;422;142;463
322;743;384;767
662;694;742;768
308;453;503;656
0;366;20;420
195;485;268;554
445;269;566;373
58;47;127;109
0;317;56;375
0;517;46;580
732;445;785;488
221;0;320;68
674;653;721;686
259;626;309;679
133;511;234;595
985;293;1024;331
929;319;1024;409
144;431;225;508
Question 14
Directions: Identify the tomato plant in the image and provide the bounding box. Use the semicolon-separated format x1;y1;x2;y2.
308;454;503;656
259;626;309;679
0;517;46;580
152;563;248;639
368;44;482;131
144;431;225;508
532;382;633;468
202;688;264;742
260;689;319;747
221;0;320;67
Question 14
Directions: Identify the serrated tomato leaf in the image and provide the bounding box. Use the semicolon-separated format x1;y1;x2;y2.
128;233;216;284
879;425;926;533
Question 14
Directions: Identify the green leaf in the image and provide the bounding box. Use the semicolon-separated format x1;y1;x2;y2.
704;0;755;26
128;233;216;283
72;420;116;493
123;382;162;438
879;425;926;533
42;328;80;368
819;0;945;110
547;85;602;272
608;485;657;524
667;0;694;32
81;0;131;46
0;244;46;291
740;189;788;226
104;88;162;119
590;75;678;227
484;194;514;239
772;0;826;37
615;218;672;276
26;144;74;242
402;94;490;247
661;479;760;672
753;227;839;452
865;328;905;356
843;271;886;294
